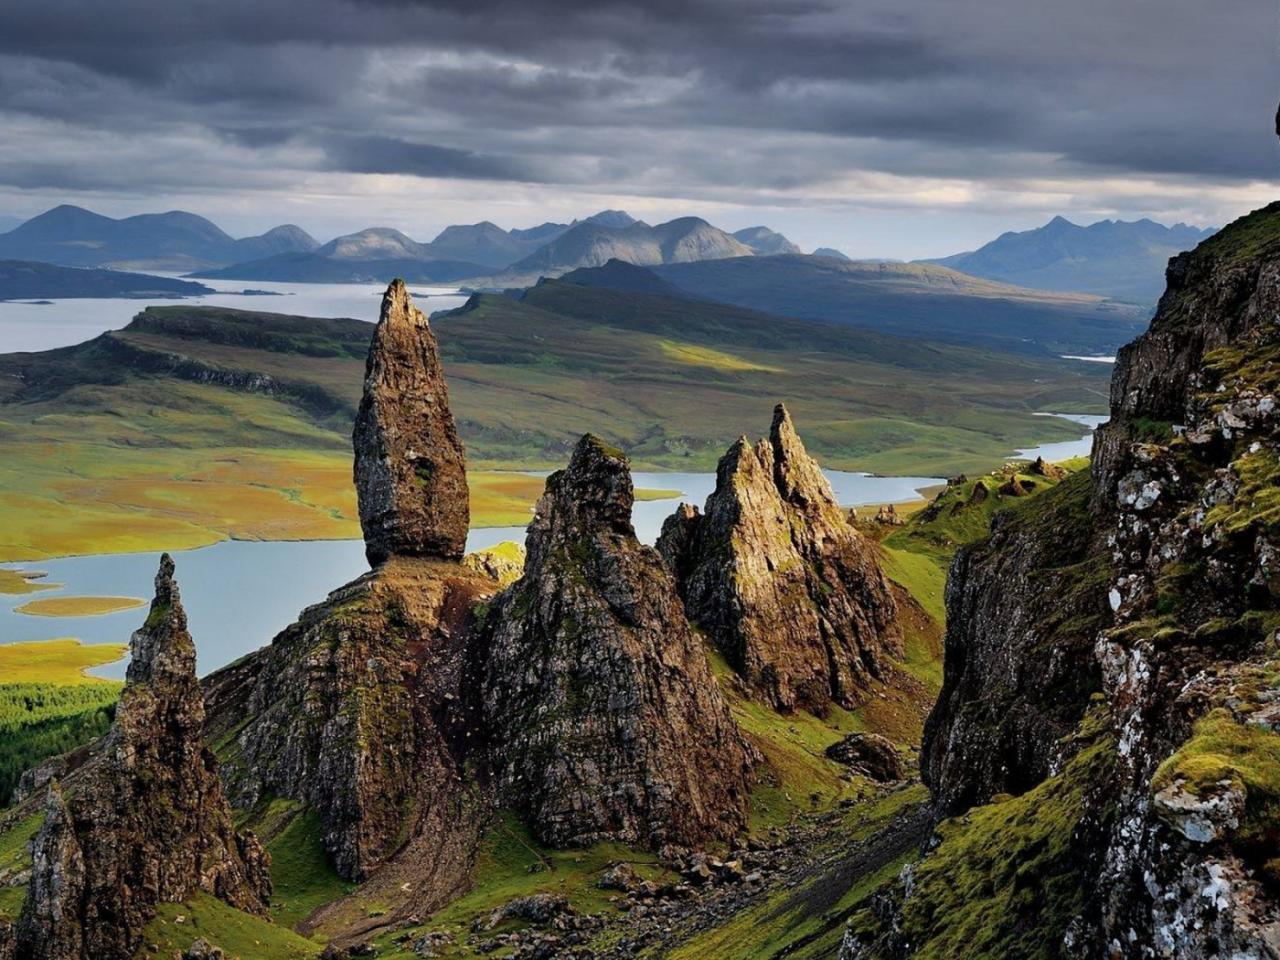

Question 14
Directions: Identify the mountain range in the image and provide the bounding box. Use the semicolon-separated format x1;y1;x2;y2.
0;205;320;272
923;215;1216;302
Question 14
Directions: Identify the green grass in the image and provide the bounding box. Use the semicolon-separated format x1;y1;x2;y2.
0;811;43;918
369;811;669;959
853;709;1116;960
137;893;321;959
0;680;121;803
259;805;355;929
0;570;60;595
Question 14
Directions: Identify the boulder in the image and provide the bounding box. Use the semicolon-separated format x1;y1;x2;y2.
824;733;905;781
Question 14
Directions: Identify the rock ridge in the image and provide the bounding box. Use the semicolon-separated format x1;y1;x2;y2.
657;403;902;713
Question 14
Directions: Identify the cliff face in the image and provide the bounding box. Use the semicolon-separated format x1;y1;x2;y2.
353;277;469;565
203;282;497;931
883;203;1280;959
479;435;755;850
921;470;1110;815
657;404;902;713
13;556;269;960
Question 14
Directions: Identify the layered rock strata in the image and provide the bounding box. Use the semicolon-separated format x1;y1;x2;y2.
657;404;902;713
354;278;469;565
479;434;756;849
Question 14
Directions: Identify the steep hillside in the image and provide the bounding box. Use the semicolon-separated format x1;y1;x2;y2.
925;216;1215;302
843;201;1280;959
652;254;1149;357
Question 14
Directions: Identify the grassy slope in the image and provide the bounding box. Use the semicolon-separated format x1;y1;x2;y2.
650;255;1148;357
0;290;1107;561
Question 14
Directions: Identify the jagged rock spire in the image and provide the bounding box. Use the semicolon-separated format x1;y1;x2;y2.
354;278;469;566
658;403;902;713
480;434;755;850
13;555;270;960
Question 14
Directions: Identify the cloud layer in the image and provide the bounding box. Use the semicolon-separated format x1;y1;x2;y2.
0;0;1275;256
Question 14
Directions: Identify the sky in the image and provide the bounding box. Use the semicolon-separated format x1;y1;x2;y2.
0;0;1276;259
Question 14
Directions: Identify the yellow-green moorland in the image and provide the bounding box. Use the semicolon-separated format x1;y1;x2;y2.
15;596;146;618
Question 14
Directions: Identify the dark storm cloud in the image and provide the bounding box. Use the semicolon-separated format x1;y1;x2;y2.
0;0;1273;202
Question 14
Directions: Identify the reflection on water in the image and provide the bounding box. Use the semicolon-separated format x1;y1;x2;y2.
0;468;940;678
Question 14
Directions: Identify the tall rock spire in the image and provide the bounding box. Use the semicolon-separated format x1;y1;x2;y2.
354;279;469;566
480;434;755;849
658;404;902;713
14;555;270;960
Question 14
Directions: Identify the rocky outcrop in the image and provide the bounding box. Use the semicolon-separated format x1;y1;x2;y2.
204;557;496;888
921;469;1110;814
479;435;755;850
824;733;904;782
657;404;902;713
14;556;269;960
905;200;1280;958
353;279;469;565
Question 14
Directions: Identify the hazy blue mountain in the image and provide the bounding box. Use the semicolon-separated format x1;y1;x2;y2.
923;216;1216;302
192;252;486;283
230;224;319;261
504;216;753;279
0;215;25;233
429;210;640;269
733;226;802;255
651;253;1148;357
0;204;319;270
0;259;214;300
813;247;851;260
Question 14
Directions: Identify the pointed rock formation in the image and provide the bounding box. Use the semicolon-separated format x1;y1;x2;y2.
657;404;902;713
354;278;469;565
14;556;269;960
480;435;755;850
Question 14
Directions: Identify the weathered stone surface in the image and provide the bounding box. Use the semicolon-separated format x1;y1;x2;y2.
480;435;755;850
911;200;1280;957
354;279;469;565
921;469;1110;815
657;404;902;713
204;557;497;897
14;556;269;960
824;733;904;782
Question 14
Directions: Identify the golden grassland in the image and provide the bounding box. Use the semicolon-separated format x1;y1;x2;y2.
0;639;128;684
0;570;60;595
14;596;146;618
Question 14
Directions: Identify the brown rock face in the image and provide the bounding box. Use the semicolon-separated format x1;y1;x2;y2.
657;404;902;713
354;279;469;565
14;556;269;960
479;435;755;850
204;557;497;901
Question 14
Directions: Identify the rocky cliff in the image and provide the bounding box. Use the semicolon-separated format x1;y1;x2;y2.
851;202;1280;958
203;282;497;935
479;434;755;850
11;556;269;960
353;277;469;565
657;404;902;713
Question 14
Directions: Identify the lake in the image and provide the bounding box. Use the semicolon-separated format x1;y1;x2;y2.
0;277;469;352
0;469;943;679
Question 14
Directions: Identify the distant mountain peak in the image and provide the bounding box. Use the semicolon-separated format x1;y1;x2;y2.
733;225;802;256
